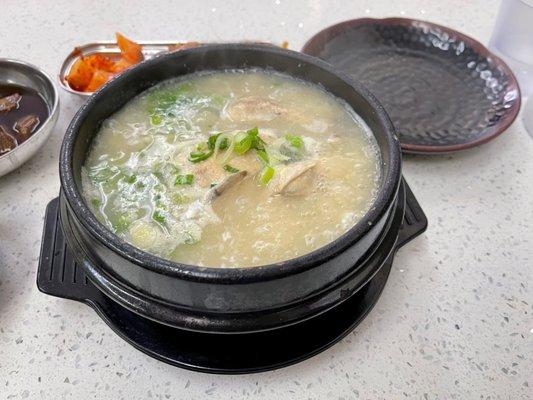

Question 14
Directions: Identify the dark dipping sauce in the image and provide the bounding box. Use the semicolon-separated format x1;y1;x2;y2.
0;83;49;156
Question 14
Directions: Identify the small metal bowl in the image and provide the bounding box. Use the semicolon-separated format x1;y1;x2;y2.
0;58;59;177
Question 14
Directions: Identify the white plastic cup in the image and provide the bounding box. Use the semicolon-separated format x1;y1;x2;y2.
489;0;533;97
523;93;533;135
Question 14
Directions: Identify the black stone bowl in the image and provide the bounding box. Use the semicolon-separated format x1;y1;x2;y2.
59;44;402;333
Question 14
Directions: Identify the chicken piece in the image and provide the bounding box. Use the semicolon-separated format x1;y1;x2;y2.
14;115;40;141
0;93;21;113
205;170;247;203
0;125;17;156
271;160;317;195
226;96;286;122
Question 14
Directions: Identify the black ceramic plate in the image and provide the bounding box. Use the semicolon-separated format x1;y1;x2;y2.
302;18;521;154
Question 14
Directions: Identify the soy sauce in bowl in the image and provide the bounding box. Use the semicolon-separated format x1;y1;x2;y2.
0;83;49;156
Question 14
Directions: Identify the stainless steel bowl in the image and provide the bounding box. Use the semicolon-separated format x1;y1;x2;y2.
0;58;59;177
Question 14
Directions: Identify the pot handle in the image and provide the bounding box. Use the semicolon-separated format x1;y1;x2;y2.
396;179;428;249
37;197;100;302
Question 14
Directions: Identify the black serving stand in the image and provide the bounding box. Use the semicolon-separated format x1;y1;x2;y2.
37;179;426;374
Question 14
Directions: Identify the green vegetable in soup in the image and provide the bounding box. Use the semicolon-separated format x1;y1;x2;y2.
189;150;213;163
152;210;166;225
233;131;253;155
124;174;137;184
208;133;229;151
285;134;303;149
112;214;134;233
189;127;265;164
171;193;190;205
255;149;269;164
223;164;239;173
150;114;162;126
175;174;194;185
259;165;275;185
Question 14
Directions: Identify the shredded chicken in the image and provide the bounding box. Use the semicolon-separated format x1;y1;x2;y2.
226;97;286;122
271;160;317;195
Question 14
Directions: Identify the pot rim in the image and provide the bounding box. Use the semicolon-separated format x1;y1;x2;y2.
59;43;401;283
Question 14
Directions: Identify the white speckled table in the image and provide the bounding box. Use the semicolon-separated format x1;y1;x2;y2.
1;0;532;399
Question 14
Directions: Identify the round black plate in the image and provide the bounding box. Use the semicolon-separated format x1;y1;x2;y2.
302;18;521;154
87;257;392;374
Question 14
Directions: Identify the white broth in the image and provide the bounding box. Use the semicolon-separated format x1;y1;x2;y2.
82;70;381;267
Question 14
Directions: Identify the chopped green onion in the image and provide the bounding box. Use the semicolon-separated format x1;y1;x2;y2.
190;127;266;164
210;182;217;188
172;193;190;205
259;165;275;185
150;114;162;126
113;214;132;233
152;210;166;224
196;142;209;152
152;171;164;182
247;127;259;137
175;174;194;185
183;231;198;244
91;198;101;208
256;149;269;164
233;131;253;155
188;150;213;163
124;174;137;184
223;164;240;173
248;127;266;151
208;133;229;151
285;134;303;149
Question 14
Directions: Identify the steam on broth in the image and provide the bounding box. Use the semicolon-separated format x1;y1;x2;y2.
82;70;381;267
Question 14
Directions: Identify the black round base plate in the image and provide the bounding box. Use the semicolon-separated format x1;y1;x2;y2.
37;179;427;373
95;256;392;374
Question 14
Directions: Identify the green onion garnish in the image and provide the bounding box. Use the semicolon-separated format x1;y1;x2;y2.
259;165;275;185
175;174;194;185
152;210;166;224
256;149;269;164
208;133;229;151
150;114;162;126
188;151;213;163
124;174;137;184
233;131;253;155
224;164;240;173
285;134;303;149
